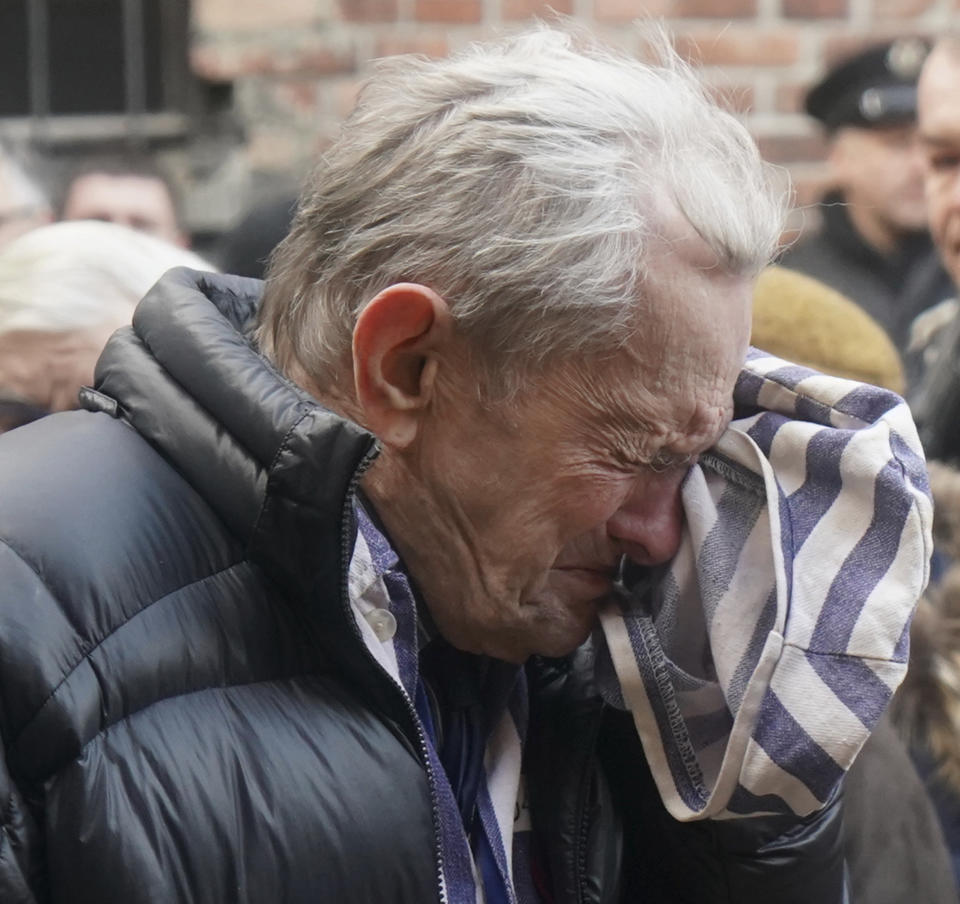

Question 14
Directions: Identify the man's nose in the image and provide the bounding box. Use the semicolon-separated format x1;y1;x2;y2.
605;471;686;566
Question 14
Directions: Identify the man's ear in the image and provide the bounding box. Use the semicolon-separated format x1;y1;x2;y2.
352;282;453;449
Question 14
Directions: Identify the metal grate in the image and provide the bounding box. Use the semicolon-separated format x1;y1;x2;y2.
0;0;191;144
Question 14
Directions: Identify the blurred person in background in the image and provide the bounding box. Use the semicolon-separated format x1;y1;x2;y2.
0;142;51;249
0;220;210;429
58;153;189;247
218;193;297;279
867;35;960;893
753;264;960;904
780;38;953;362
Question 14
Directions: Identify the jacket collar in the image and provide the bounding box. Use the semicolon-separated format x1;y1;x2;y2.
91;268;414;717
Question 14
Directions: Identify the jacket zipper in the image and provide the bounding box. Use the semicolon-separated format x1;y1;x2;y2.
339;448;449;904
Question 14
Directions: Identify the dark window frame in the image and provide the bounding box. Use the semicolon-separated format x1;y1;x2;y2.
0;0;193;147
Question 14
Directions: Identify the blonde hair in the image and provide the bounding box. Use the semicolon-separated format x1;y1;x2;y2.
0;220;212;336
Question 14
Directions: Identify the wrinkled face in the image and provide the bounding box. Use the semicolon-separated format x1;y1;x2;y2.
62;173;182;246
829;124;929;242
918;48;960;288
381;213;753;663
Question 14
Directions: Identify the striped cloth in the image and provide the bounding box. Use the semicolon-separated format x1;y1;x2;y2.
599;347;933;820
345;346;932;902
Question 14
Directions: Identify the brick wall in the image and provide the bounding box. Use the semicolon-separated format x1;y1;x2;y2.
189;0;960;233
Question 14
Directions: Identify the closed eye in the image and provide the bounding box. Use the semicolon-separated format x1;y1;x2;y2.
647;450;695;473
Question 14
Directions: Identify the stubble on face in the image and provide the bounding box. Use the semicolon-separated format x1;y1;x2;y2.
360;212;754;665
360;363;621;663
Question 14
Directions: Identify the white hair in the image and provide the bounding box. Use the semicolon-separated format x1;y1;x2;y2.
259;23;787;398
0;220;213;336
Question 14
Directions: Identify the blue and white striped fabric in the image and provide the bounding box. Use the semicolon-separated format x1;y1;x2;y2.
599;347;933;821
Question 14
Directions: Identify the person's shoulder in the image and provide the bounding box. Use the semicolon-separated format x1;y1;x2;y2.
0;406;232;559
0;406;243;619
0;408;253;777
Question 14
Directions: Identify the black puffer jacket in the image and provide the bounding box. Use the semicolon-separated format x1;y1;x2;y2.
0;269;847;903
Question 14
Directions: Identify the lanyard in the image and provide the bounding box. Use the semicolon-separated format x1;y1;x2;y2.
417;653;517;904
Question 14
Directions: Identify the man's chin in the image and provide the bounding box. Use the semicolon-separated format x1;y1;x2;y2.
433;576;609;663
451;612;597;664
527;624;596;660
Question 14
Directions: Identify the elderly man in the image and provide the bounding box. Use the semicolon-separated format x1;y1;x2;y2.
0;27;930;903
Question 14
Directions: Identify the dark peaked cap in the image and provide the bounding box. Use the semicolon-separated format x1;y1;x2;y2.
805;37;931;132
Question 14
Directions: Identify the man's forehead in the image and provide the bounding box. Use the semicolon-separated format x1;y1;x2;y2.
920;53;960;129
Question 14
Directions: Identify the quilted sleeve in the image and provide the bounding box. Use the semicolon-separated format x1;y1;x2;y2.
0;729;44;903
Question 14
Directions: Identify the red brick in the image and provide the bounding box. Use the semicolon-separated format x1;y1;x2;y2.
783;0;847;18
594;0;665;20
334;79;365;119
273;79;321;118
775;81;809;114
706;82;756;114
674;30;800;67
676;0;756;14
756;133;829;164
414;0;482;23
821;32;932;66
503;0;573;19
822;34;874;65
875;0;935;16
594;0;754;22
339;0;398;21
290;40;357;76
191;38;355;80
191;42;273;80
373;33;450;58
193;0;318;32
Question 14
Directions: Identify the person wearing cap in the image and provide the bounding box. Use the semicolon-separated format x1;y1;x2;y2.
780;38;953;365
